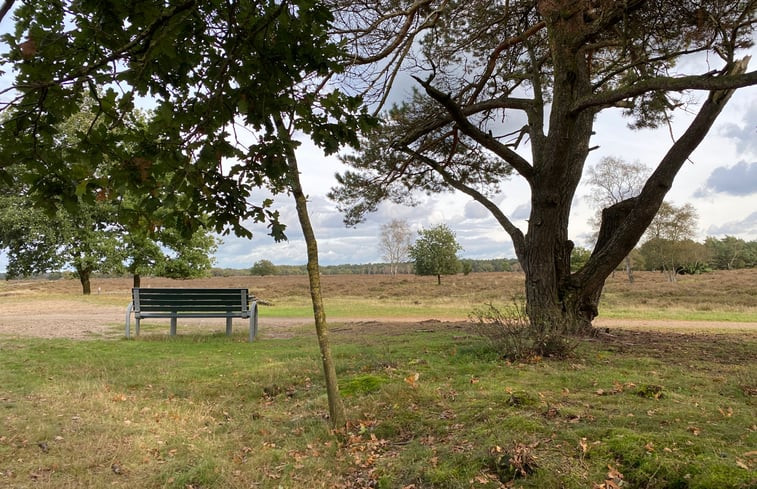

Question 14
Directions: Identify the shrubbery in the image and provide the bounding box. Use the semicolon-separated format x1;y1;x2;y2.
470;301;576;361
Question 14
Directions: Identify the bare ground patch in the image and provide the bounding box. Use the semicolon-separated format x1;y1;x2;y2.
0;296;755;341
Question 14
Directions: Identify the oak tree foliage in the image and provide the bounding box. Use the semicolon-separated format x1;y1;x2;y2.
0;192;124;294
0;96;217;292
409;224;462;285
0;0;370;240
1;1;373;427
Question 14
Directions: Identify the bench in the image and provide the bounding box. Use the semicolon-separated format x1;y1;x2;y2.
125;288;258;341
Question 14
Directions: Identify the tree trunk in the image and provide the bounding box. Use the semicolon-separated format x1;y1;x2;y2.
133;274;141;288
437;274;441;285
664;266;677;283
78;268;92;295
276;116;346;429
624;256;634;284
513;6;747;336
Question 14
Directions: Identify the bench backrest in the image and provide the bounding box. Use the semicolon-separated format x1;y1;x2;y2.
132;288;250;313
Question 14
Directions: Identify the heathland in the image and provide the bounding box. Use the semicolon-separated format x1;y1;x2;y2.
0;270;755;488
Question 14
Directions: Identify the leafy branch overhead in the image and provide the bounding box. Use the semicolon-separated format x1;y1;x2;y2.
0;0;373;239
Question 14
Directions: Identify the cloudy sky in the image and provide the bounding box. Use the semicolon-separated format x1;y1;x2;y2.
0;14;755;271
212;72;756;269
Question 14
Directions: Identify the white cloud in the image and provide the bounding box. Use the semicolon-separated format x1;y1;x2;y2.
464;200;490;220
718;99;757;155
696;161;757;197
510;202;531;221
707;211;757;240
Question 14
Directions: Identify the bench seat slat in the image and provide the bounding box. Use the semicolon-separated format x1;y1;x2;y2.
136;295;245;301
136;303;247;310
136;311;251;318
135;305;247;314
136;288;245;293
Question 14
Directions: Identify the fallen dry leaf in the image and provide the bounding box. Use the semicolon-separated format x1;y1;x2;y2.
607;464;624;480
404;373;420;388
579;438;589;454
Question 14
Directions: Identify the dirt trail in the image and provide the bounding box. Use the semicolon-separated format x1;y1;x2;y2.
0;298;753;340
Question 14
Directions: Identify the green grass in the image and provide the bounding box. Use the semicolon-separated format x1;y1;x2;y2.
1;327;755;488
598;307;757;322
259;297;757;322
260;296;471;319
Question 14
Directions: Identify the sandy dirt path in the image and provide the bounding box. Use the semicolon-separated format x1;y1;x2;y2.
0;298;754;340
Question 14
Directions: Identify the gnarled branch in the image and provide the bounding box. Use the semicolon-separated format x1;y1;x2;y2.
413;76;535;182
399;144;526;260
572;57;755;113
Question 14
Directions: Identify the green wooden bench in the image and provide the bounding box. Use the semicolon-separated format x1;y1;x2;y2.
125;288;258;341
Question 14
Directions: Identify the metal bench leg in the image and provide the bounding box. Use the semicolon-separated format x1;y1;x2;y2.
170;317;177;336
249;302;258;342
125;302;133;339
226;317;232;336
135;317;141;336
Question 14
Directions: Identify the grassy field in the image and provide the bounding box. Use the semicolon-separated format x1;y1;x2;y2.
0;270;755;488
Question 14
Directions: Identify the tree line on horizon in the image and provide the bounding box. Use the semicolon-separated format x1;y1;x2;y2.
241;233;756;278
5;233;752;282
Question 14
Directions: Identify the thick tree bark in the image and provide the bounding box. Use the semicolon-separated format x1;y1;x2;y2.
519;10;597;335
276;117;347;429
133;274;141;288
517;11;750;335
425;53;748;335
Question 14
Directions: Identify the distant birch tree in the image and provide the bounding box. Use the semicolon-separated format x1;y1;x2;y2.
586;157;649;283
379;218;413;275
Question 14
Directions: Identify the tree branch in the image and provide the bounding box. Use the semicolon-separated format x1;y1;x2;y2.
348;0;438;65
399;145;526;260
572;57;756;113
394;94;534;147
465;20;546;105
575;56;751;291
0;0;14;24
413;76;535;182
